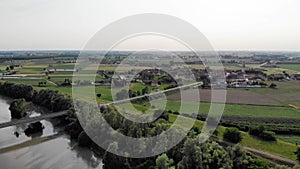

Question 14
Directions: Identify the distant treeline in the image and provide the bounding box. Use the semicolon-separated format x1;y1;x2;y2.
0;82;34;101
0;82;72;112
0;54;78;61
194;113;300;136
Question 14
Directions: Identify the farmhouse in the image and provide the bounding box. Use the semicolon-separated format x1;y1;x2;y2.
47;69;78;73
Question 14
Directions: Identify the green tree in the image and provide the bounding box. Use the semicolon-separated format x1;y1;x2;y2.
9;65;14;70
155;153;173;169
269;83;277;89
228;145;251;169
177;138;232;169
9;98;27;119
223;127;242;143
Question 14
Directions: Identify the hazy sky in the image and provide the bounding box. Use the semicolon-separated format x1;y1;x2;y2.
0;0;300;51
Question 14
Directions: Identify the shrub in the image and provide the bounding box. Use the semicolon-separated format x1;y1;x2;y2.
260;131;276;141
249;125;276;141
223;127;242;143
269;83;277;88
249;125;265;136
155;153;173;169
9;98;27;119
248;158;270;169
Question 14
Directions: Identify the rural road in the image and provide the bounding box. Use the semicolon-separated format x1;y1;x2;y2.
46;79;58;86
211;136;299;166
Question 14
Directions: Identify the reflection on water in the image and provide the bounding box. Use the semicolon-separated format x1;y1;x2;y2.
0;96;12;123
0;97;103;169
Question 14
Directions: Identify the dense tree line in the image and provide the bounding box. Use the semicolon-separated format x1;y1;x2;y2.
190;114;300;136
32;89;72;112
0;82;33;101
220;119;300;136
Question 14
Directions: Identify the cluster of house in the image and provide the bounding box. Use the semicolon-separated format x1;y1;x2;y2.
51;66;300;89
46;69;78;73
225;69;266;88
267;73;300;81
226;68;300;88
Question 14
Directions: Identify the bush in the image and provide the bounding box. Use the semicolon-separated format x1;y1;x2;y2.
269;83;277;89
249;125;276;141
248;158;270;169
223;127;242;143
9;98;27;119
249;125;265;136
155;153;173;169
260;131;276;141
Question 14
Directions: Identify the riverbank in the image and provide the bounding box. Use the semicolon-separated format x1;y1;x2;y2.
0;96;103;169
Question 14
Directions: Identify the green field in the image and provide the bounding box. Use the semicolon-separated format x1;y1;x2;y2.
130;82;170;92
166;100;300;119
130;82;145;91
0;78;54;87
50;64;75;69
279;64;300;72
48;76;103;83
276;135;300;145
41;85;113;103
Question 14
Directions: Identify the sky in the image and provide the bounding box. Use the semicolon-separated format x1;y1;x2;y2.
0;0;300;51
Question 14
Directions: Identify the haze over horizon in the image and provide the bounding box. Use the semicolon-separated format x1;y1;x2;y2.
1;0;300;51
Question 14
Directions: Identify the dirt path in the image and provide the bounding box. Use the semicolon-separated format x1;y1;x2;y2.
211;136;299;166
289;104;300;109
46;79;58;86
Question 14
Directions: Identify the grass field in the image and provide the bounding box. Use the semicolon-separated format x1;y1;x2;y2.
262;67;299;75
165;100;300;119
50;64;75;69
276;135;300;145
130;82;171;92
40;85;113;103
248;81;300;106
130;82;145;91
278;64;300;72
0;78;55;87
48;76;103;83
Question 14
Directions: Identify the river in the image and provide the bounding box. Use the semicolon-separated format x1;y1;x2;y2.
0;96;103;169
